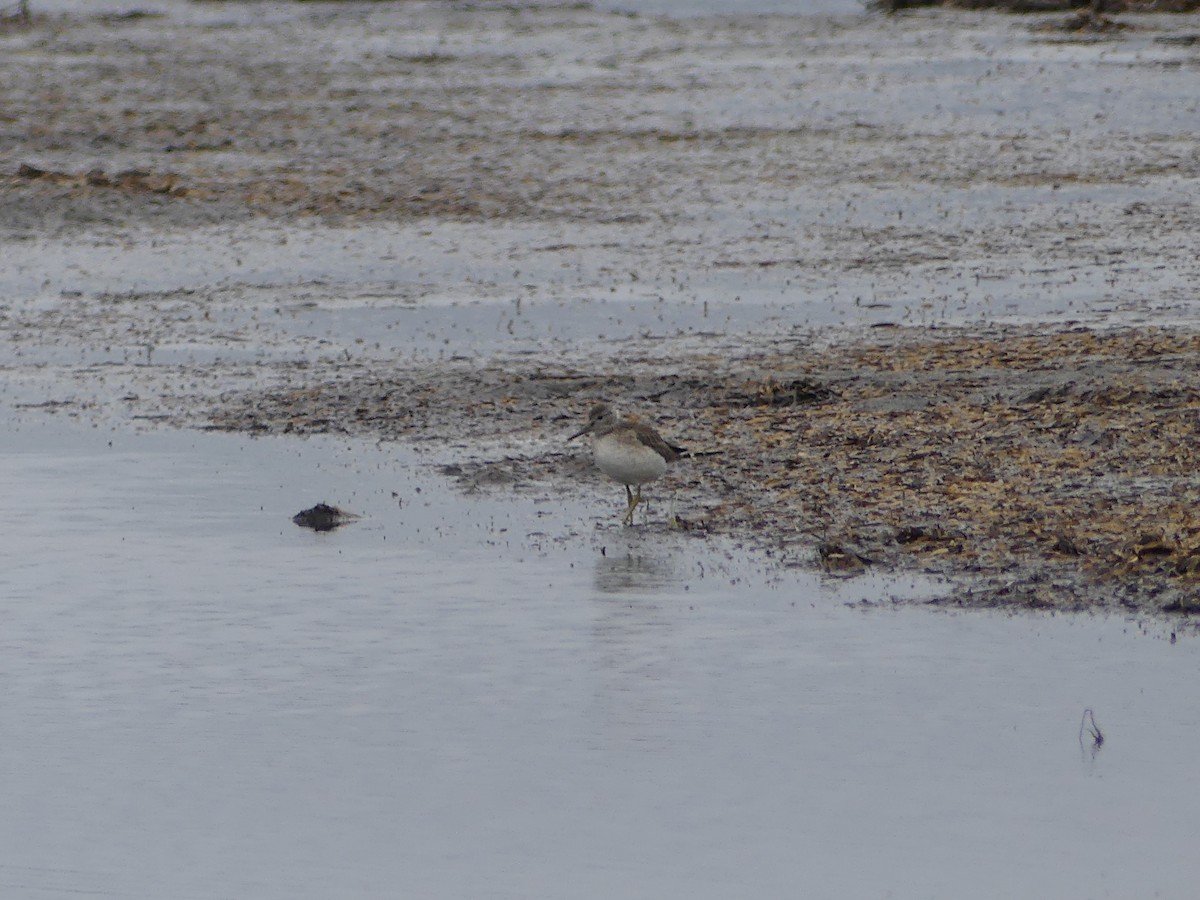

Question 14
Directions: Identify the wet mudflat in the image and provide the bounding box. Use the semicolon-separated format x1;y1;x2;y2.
2;417;1198;900
196;323;1200;616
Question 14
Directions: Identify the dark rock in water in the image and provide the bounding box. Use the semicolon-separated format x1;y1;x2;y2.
292;503;358;532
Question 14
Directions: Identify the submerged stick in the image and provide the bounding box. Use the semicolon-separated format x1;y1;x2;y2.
1078;708;1104;749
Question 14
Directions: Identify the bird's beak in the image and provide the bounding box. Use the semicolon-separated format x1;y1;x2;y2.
568;423;593;441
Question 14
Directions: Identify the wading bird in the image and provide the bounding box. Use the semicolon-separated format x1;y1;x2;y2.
569;402;685;526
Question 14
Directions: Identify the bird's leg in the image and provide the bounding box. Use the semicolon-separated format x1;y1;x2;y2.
624;487;643;528
667;492;680;530
628;487;648;528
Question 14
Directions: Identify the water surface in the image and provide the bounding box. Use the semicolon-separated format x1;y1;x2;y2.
1;417;1195;899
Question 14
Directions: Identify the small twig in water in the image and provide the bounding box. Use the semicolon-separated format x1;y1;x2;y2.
1079;708;1104;749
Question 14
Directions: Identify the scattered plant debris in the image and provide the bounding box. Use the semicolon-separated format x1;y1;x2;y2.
724;377;836;409
17;164;186;196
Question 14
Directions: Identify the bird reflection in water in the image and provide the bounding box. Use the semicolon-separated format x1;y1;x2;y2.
592;550;679;595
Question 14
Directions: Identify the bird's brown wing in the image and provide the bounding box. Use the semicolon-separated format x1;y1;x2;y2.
633;422;683;463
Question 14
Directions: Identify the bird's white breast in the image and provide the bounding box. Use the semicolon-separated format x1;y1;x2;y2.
593;435;668;486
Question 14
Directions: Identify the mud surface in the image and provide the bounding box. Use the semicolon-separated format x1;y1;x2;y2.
4;1;1200;616
197;324;1200;616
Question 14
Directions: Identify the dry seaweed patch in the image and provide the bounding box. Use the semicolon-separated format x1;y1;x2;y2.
16;163;188;197
699;328;1200;612
201;326;1200;615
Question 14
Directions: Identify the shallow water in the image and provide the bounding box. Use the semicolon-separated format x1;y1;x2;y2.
5;0;1200;432
6;202;1195;386
2;416;1197;900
